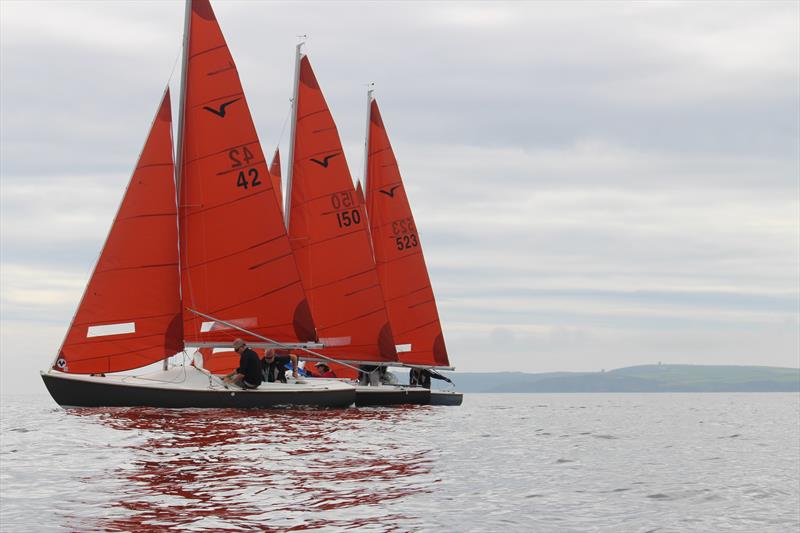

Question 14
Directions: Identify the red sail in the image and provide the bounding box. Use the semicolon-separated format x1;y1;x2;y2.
269;147;283;212
178;0;315;345
355;180;366;206
366;98;450;367
54;90;183;374
288;55;397;362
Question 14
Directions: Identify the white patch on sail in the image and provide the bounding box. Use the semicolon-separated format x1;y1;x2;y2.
395;344;412;352
200;317;256;333
319;336;350;346
87;322;136;338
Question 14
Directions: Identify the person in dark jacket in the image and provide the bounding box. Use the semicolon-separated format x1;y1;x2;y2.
262;348;299;383
223;338;262;389
409;367;452;388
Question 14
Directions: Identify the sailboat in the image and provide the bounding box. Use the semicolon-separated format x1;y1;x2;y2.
364;92;463;406
40;0;355;408
283;48;429;406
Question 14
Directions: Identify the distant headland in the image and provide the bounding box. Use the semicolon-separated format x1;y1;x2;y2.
439;364;800;393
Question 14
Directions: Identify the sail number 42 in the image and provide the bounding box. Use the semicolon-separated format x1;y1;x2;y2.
229;147;262;190
237;168;261;189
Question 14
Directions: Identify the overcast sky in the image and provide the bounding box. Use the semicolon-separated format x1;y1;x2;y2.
1;1;798;395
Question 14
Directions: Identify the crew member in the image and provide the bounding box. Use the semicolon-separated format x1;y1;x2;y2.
223;338;262;389
263;348;300;383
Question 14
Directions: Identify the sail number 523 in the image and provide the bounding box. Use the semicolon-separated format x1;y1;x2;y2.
392;217;418;250
396;234;418;250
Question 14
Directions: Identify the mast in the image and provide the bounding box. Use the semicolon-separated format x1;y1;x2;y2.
360;87;375;262
166;0;192;371
362;87;373;193
175;0;191;199
283;41;304;229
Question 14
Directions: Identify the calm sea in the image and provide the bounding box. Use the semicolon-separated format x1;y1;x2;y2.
1;393;798;532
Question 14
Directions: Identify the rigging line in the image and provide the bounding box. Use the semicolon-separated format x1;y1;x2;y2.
186;307;369;376
188;349;230;389
166;38;182;87
274;99;293;154
158;25;184;372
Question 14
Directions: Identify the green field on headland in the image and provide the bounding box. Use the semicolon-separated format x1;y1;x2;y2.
440;364;800;393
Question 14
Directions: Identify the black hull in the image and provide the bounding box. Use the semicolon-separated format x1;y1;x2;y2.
42;373;355;409
429;391;463;406
355;387;430;406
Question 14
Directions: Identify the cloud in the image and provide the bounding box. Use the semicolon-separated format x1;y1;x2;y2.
1;1;798;394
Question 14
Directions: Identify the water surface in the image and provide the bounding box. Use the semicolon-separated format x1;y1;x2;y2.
2;393;798;532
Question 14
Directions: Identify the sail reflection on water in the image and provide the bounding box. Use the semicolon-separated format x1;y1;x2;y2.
61;407;435;532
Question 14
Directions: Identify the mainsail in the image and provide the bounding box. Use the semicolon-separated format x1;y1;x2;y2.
177;0;315;345
366;97;450;367
286;54;397;363
54;90;183;374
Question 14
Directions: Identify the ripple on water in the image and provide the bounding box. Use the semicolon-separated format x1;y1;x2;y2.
1;393;798;532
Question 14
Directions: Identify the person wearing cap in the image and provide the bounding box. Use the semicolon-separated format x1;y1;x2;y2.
223;338;262;389
262;348;299;383
313;362;336;378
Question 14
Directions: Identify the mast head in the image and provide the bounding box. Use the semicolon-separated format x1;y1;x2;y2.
295;36;307;55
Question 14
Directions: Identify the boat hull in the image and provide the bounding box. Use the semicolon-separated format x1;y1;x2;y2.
354;385;430;406
41;370;355;409
429;390;463;406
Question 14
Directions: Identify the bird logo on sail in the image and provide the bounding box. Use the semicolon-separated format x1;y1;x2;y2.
310;152;340;168
379;185;401;198
203;98;241;117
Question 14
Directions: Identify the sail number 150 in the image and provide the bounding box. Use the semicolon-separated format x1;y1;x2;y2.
331;191;361;228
